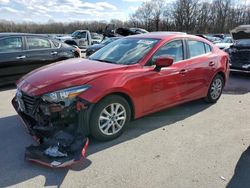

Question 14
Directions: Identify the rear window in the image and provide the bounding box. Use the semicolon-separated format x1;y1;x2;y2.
0;37;22;53
188;40;206;58
27;37;51;50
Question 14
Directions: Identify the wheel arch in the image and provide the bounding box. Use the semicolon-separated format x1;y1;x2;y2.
98;92;135;120
216;71;226;86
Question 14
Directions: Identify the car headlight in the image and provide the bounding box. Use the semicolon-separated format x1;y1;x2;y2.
42;85;90;103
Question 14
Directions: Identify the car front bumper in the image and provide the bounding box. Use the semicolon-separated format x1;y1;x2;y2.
12;97;89;168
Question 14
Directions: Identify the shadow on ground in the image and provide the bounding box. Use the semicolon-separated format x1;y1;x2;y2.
224;72;250;95
0;99;211;187
227;146;250;188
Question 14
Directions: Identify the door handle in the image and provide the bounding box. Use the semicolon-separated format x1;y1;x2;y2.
16;55;26;59
51;51;58;55
179;69;188;75
209;61;215;66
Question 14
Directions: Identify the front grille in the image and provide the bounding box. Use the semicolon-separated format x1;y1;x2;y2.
231;51;250;62
22;93;36;114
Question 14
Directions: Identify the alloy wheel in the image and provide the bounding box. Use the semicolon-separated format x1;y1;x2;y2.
210;78;223;100
98;103;127;136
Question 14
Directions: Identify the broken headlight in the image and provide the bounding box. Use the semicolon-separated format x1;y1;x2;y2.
42;85;90;103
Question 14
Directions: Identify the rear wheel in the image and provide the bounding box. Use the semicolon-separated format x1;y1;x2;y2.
205;74;224;103
90;95;131;141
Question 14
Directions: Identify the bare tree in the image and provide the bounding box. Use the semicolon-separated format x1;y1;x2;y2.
0;0;250;34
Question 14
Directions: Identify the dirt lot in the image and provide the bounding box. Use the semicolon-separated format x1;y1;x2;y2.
0;73;249;188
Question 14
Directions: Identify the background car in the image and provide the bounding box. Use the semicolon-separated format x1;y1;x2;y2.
91;32;104;44
227;39;250;73
215;37;233;50
0;33;80;86
13;32;229;144
86;37;121;57
226;25;250;73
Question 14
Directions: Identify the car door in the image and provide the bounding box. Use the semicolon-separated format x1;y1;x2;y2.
0;36;26;85
24;36;59;73
184;39;215;100
141;40;189;113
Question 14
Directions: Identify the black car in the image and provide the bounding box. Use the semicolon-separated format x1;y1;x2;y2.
85;37;120;57
0;33;80;86
227;39;250;73
226;25;250;73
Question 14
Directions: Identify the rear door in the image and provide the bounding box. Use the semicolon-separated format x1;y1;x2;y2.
0;36;26;85
184;39;215;100
24;36;59;73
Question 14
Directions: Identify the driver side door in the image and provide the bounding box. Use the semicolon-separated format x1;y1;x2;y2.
142;40;189;114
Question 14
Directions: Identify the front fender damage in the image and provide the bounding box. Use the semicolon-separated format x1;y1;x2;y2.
12;95;91;168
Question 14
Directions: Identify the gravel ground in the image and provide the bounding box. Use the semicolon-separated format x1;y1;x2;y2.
0;72;249;188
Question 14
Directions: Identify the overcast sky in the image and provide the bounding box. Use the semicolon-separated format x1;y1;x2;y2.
0;0;147;23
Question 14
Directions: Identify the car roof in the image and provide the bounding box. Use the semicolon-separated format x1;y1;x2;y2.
126;32;210;41
0;33;51;38
127;32;187;39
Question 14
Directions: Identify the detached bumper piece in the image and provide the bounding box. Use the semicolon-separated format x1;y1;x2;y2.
12;96;90;168
25;132;89;168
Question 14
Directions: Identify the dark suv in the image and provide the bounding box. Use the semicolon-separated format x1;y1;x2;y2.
0;33;80;86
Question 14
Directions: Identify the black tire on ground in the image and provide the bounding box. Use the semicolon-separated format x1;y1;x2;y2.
90;95;131;141
205;74;224;103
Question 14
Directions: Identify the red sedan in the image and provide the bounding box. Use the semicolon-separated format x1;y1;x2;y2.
13;32;229;143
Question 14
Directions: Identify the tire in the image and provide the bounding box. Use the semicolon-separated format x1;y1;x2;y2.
90;95;131;141
205;74;224;103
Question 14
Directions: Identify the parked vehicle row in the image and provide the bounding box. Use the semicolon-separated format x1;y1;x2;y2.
0;33;80;87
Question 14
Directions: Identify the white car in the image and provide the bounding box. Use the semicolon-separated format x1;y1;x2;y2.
215;37;233;50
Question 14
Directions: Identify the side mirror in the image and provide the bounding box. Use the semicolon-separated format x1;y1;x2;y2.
154;56;174;72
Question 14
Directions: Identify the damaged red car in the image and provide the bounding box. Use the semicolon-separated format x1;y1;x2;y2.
12;32;229;167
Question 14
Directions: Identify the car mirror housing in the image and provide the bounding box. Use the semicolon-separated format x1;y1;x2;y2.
154;56;174;72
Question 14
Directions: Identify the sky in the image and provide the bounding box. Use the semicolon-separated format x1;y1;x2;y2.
0;0;147;23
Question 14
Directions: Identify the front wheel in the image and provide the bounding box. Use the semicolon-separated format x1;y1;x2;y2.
90;95;131;141
205;74;224;103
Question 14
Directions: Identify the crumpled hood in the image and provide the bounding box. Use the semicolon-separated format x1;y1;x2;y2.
18;58;126;96
231;25;250;40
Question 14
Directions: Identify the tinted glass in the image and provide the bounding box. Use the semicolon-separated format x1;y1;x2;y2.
188;40;206;57
72;31;86;38
101;37;117;45
0;37;22;53
27;37;51;50
89;38;159;65
149;40;183;65
205;43;212;53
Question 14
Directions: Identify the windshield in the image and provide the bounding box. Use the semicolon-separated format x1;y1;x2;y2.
72;31;86;38
223;37;233;43
89;38;159;65
101;37;118;45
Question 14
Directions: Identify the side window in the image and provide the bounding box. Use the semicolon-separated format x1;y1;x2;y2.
52;40;60;48
188;40;206;58
205;43;212;53
149;40;184;65
27;37;51;50
0;37;22;53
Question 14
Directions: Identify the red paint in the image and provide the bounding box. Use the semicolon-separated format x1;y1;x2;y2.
17;33;229;119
